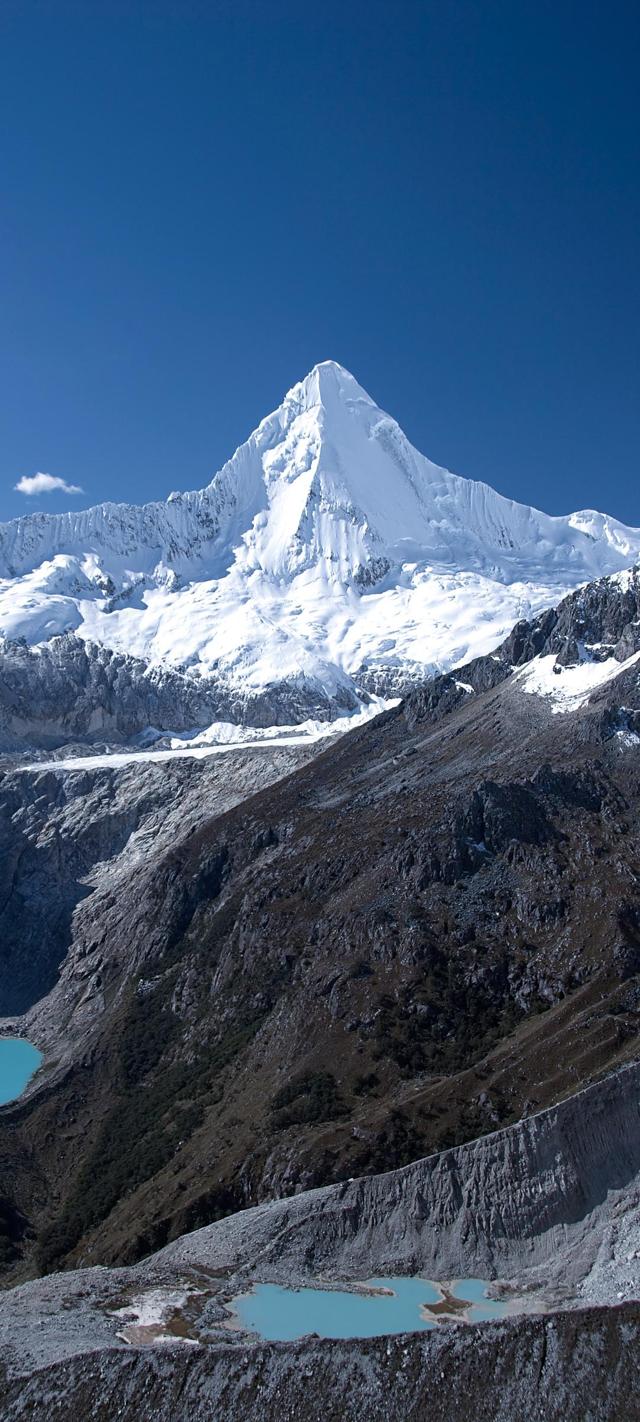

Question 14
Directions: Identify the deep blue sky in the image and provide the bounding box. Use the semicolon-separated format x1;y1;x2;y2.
1;0;638;525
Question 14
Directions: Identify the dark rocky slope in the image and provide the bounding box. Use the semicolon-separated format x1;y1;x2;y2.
1;568;640;1279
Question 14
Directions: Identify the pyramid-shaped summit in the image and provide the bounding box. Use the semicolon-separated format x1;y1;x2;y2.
0;362;639;730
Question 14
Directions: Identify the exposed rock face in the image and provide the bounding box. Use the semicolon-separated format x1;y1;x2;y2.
0;636;205;750
0;634;359;751
503;566;640;668
0;742;316;1015
405;565;640;727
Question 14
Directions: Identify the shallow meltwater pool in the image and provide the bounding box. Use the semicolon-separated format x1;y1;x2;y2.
0;1038;43;1106
228;1276;532;1341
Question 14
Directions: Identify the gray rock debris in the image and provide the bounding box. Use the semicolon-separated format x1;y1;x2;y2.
0;1061;638;1420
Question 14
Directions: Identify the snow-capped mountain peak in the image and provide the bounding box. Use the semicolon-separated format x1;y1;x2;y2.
0;362;639;735
281;358;376;414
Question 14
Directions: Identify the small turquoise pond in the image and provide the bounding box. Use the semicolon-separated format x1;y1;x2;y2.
229;1277;519;1341
0;1039;42;1106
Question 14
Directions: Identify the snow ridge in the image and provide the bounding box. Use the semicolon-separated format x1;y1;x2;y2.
1;360;639;726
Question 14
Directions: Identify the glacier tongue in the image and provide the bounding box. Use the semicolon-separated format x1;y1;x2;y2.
1;358;639;737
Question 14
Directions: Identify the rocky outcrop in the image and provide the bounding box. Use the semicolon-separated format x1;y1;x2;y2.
503;567;640;668
0;635;360;750
405;565;640;728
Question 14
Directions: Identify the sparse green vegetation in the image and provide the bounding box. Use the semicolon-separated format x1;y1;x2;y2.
271;1070;349;1128
38;989;265;1270
373;951;528;1077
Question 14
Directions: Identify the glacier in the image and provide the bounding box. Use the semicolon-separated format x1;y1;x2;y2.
1;359;639;745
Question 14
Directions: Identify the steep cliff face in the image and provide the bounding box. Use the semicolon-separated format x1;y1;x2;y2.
2;362;639;746
0;634;360;750
0;741;317;1015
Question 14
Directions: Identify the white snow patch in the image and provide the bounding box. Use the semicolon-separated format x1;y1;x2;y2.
111;1287;202;1347
20;696;398;773
516;650;640;713
616;729;640;748
167;696;391;750
113;1288;189;1328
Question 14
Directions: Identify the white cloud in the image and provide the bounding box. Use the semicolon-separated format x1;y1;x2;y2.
15;472;84;497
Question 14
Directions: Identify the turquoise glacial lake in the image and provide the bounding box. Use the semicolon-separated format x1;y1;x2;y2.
229;1276;518;1341
0;1039;43;1106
